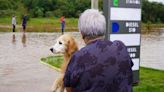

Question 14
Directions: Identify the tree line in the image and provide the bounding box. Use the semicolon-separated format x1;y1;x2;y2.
0;0;163;23
0;0;90;18
142;0;164;23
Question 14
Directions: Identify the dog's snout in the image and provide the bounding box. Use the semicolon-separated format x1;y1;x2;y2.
50;48;53;52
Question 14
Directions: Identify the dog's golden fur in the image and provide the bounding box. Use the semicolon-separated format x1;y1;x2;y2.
51;34;78;92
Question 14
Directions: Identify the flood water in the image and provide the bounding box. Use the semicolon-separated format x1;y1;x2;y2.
0;31;164;92
141;30;164;70
0;32;84;92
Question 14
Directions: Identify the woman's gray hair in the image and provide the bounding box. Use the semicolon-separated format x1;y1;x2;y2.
78;9;106;39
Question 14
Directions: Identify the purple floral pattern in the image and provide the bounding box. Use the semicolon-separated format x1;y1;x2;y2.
64;39;133;92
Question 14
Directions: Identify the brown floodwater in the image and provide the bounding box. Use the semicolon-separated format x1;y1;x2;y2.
0;31;163;92
0;32;84;92
141;29;164;70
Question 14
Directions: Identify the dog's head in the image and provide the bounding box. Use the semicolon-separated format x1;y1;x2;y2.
50;34;78;55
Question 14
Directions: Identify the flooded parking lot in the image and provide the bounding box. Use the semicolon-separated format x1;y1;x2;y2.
141;31;164;70
0;32;84;92
0;31;164;92
0;32;60;92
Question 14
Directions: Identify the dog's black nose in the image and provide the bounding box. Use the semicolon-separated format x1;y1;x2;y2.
50;48;53;52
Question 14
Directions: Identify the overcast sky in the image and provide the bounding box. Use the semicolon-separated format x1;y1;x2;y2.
148;0;164;3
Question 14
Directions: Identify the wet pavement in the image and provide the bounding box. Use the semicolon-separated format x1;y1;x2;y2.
0;31;164;92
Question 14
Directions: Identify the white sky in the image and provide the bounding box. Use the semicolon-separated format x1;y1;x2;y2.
148;0;164;4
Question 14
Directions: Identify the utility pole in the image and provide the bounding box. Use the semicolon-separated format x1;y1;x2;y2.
91;0;99;10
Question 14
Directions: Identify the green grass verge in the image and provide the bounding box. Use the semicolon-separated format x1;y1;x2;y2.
0;17;78;32
133;67;164;92
0;17;78;26
41;55;63;71
41;56;164;92
1;17;164;32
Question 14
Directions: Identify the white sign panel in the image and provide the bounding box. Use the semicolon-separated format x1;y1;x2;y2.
110;34;140;46
110;8;141;21
132;58;140;71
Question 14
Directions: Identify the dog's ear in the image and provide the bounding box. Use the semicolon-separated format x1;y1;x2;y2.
67;38;78;56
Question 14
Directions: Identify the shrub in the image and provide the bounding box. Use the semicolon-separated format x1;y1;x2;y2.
0;9;16;17
54;9;63;17
45;11;54;17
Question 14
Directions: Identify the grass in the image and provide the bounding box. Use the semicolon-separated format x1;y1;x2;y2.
0;17;78;26
41;56;164;92
142;23;164;34
41;55;63;70
0;17;78;32
0;17;164;32
133;67;164;92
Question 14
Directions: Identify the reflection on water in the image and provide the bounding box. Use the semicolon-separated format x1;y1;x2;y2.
12;34;16;44
22;33;27;47
11;33;27;47
0;32;77;92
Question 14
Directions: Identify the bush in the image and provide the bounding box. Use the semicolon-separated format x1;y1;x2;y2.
45;11;54;17
30;7;44;17
54;9;63;17
0;9;16;17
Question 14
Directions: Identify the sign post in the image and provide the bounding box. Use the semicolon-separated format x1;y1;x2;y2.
91;0;99;9
103;0;141;84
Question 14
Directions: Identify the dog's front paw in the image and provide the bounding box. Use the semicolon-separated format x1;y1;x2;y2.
50;82;58;92
50;87;56;92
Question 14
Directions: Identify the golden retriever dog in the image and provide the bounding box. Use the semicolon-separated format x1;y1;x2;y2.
50;34;78;92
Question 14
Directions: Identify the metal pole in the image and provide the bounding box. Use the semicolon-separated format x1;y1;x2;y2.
91;0;99;10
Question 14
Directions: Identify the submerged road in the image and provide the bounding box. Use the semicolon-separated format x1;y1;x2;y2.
0;32;84;92
0;32;163;92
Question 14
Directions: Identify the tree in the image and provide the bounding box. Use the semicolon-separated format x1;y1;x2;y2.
0;0;164;23
142;0;164;23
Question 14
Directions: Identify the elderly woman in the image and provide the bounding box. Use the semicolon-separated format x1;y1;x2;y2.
64;9;133;92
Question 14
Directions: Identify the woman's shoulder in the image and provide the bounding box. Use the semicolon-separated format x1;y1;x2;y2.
113;40;125;46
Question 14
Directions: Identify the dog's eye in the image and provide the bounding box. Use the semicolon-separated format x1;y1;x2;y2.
59;41;62;45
